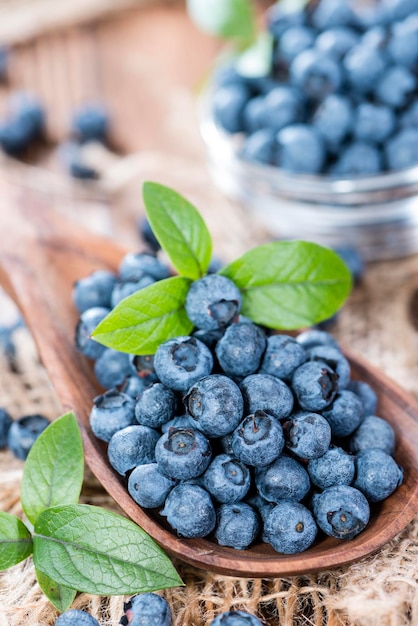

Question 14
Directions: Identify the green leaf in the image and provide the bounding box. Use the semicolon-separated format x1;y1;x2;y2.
33;504;183;595
0;512;33;570
92;276;193;354
220;241;352;329
21;412;84;525
235;32;273;77
35;568;76;612
143;182;212;280
186;0;256;45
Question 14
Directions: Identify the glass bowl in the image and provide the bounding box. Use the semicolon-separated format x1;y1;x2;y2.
199;88;418;262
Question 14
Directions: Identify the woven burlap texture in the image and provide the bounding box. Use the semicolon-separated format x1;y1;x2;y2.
0;246;418;626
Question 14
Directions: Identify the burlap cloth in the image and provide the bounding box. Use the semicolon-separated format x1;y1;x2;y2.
1;99;418;625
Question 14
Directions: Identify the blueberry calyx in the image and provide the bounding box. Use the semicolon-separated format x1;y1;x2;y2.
319;367;339;402
240;410;271;444
164;428;199;455
208;299;240;327
172;338;199;371
326;507;364;537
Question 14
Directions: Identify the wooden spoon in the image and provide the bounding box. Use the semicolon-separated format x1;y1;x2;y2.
1;177;418;578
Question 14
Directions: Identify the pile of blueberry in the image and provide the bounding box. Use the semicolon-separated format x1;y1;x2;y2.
212;0;418;176
0;408;49;460
74;251;402;556
55;594;263;625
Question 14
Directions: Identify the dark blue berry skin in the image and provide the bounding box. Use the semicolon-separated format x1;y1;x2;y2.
202;453;251;503
296;329;340;351
255;454;311;502
266;3;306;39
353;448;403;502
343;45;386;95
386;0;418;21
284;411;331;459
0;408;12;448
89;390;136;442
111;276;155;308
400;99;418;127
137;217;161;253
119;374;148;399
259;334;307;382
122;593;171;626
312;485;370;539
239;374;294;421
7;414;49;460
290;49;342;101
11;92;45;138
245;494;275;542
255;86;304;132
315;27;360;59
75;306;110;360
128;463;176;508
185;274;242;331
375;65;416;108
192;327;225;350
387;15;418;67
308;446;355;489
354;103;395;144
212;84;252;133
240;128;278;165
154;336;213;392
311;0;357;30
107;425;159;476
347;380;378;417
276;124;326;174
231;410;284;467
71;104;109;143
73;270;116;313
118;252;170;282
308;345;350;389
134;382;178;429
264;500;317;554
0;120;34;155
215;322;266;379
276;26;316;65
333;246;365;285
129;354;158;380
155;427;212;480
312;94;353;151
215;502;260;550
331;142;383;177
161;483;216;538
55;610;99;626
210;610;263;626
385;128;418;170
94;348;133;390
292;361;339;411
161;415;197;434
184;374;244;438
322;390;364;437
361;24;388;48
349;415;396;455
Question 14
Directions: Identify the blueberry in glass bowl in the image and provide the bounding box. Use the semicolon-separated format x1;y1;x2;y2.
199;0;418;261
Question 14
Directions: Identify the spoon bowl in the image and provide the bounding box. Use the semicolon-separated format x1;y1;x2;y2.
1;178;418;577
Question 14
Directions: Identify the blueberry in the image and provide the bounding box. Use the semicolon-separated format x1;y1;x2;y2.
284;411;331;459
135;382;178;428
354;102;395;144
231;410;284;467
375;65;416;108
75;306;110;360
129;354;158;381
118;252;170;282
254;86;304;133
259;333;307;381
155;427;211;480
185;274;241;331
184;374;243;437
312;485;370;539
239;374;294;420
343;45;386;94
307;345;350;389
215;322;266;379
349;415;396;455
385;0;418;21
7;414;49;460
290;49;342;100
255;454;311;502
387;14;418;66
347;380;378;416
240;128;278;165
55;610;99;626
331;142;383;177
121;593;171;626
111;275;155;307
60;141;99;180
385;128;418;169
292;361;339;411
0;408;12;448
161;483;216;538
311;0;357;30
161;414;197;434
333;246;365;284
312;94;353;151
73;270;116;313
11;92;45;139
315;27;360;59
0;119;37;155
108;424;159;476
154;336;213;392
275;26;316;65
354;448;403;502
94;348;133;389
308;446;355;489
211;611;263;626
192;327;225;350
266;3;306;39
264;500;317;554
245;494;275;542
276;124;326;174
119;374;148;399
322;390;364;437
296;329;340;351
202;453;251;503
71;104;109;143
215;502;260;550
137;217;161;252
400;98;418;127
89;390;136;442
128;463;176;508
212;84;252;133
